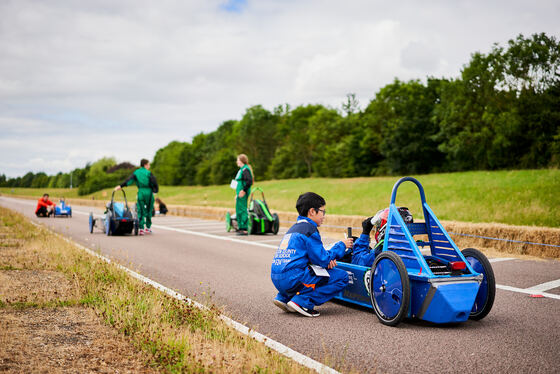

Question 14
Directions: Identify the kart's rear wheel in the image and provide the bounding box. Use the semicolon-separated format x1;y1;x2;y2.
370;251;410;326
105;214;112;236
225;212;232;232
88;213;94;233
272;213;280;235
462;248;495;320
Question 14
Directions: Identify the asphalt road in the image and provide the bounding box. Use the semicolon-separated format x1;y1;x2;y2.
2;196;559;373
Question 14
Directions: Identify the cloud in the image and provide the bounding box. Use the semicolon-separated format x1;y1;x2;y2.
0;0;559;177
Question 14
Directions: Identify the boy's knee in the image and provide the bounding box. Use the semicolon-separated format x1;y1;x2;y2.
330;268;349;285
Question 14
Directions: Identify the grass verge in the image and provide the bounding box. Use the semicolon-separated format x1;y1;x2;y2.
2;169;559;227
0;206;321;373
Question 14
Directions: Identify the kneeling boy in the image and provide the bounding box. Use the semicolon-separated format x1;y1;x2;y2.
270;192;353;317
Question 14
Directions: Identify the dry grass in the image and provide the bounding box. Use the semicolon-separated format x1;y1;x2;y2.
0;206;321;373
0;308;156;373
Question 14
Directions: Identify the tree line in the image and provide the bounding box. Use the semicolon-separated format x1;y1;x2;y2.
2;33;559;192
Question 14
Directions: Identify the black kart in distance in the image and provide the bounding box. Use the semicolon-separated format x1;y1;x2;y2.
89;189;139;236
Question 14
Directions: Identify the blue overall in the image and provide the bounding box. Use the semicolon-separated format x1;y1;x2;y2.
270;216;350;310
351;233;383;267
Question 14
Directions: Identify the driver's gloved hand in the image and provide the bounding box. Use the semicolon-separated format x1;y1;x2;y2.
362;216;374;236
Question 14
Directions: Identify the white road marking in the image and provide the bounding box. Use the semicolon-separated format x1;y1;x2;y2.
526;279;560;292
496;284;560;300
151;223;277;249
253;237;283;243
199;229;230;234
168;222;225;228
27;219;339;374
489;257;515;263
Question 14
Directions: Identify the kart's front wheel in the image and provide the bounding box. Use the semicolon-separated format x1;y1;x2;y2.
370;251;410;326
247;213;254;235
272;213;280;235
225;212;232;232
88;213;94;233
462;248;495;320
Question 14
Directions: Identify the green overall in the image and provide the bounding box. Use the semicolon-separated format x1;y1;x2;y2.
125;167;154;230
235;164;252;231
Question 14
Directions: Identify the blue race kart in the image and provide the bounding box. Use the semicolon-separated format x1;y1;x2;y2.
89;189;139;236
334;177;496;326
53;198;72;217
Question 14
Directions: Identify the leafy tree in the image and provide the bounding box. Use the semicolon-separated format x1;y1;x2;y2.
366;79;445;174
237;106;279;179
152;141;188;185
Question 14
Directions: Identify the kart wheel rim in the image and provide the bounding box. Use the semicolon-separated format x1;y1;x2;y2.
465;256;488;314
373;258;404;319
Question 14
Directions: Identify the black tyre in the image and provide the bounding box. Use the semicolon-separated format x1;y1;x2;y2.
370;251;410;326
272;213;280;235
105;214;112;236
247;213;254;235
88;213;94;233
134;219;139;236
462;248;496;320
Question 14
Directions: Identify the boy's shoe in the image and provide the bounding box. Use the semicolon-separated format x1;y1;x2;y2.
236;230;248;236
287;301;320;317
139;229;145;236
145;228;152;234
273;299;295;313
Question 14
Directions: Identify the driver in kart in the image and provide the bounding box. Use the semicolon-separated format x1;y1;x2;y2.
352;207;413;267
270;192;353;317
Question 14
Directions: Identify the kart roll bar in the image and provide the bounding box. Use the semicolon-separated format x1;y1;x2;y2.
390;176;427;206
111;189;130;211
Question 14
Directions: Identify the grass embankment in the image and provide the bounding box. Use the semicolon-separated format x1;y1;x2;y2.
2;169;559;227
0;207;318;373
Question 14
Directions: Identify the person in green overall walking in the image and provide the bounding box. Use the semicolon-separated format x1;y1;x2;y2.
114;159;159;235
234;154;253;236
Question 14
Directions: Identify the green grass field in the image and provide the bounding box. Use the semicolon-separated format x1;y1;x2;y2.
2;169;559;227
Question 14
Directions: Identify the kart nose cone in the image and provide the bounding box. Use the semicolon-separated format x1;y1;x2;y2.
420;281;480;323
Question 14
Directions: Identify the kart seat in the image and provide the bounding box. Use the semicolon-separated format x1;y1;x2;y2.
113;202;125;218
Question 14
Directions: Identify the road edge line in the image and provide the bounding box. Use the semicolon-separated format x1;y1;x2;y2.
27;219;340;374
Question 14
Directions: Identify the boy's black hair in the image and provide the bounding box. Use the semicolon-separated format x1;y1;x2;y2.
43;193;49;197
296;192;326;217
140;159;149;167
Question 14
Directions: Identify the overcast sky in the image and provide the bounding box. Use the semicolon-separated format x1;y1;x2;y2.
1;0;558;178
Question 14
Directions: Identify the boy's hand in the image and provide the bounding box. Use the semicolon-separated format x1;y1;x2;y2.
239;190;246;198
114;185;121;191
327;259;337;269
362;216;374;235
343;237;353;249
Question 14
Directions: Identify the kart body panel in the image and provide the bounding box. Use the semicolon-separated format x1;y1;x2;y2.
53;200;72;217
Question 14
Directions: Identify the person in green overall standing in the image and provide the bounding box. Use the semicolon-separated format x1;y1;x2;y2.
114;159;159;235
234;154;253;236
